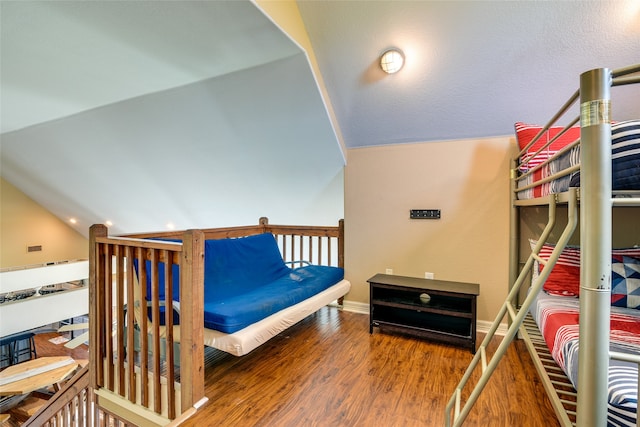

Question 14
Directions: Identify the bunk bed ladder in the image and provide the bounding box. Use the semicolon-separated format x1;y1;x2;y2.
445;189;578;427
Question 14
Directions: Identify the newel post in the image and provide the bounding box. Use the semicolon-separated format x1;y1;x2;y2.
179;229;205;411
89;224;108;391
259;216;269;234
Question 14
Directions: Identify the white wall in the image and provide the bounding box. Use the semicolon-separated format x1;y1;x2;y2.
1;54;345;236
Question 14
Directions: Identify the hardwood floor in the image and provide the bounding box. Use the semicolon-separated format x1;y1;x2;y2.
182;307;559;427
20;310;558;426
33;331;89;360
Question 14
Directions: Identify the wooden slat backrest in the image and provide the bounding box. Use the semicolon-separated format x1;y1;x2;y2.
263;218;343;268
123;218;345;269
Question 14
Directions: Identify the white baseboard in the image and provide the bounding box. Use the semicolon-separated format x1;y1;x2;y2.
341;300;369;315
477;320;508;336
340;300;508;336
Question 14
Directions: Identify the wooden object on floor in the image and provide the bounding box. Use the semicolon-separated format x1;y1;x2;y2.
0;356;78;396
180;306;559;427
368;273;479;353
0;414;10;425
9;396;47;422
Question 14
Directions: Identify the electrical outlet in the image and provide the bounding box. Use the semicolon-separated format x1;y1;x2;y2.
425;272;434;279
386;268;393;275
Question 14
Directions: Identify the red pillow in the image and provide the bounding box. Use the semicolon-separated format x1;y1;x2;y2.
515;123;580;198
532;239;640;298
535;241;581;296
515;122;580;152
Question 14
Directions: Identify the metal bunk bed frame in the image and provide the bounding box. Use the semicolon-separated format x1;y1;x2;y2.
445;64;640;427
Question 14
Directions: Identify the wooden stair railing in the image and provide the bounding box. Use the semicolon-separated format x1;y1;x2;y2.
89;225;206;425
23;365;92;426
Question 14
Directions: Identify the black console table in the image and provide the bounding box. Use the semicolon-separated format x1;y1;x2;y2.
368;274;479;353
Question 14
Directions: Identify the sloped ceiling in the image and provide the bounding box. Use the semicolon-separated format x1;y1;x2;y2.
0;1;345;236
1;1;639;237
1;1;300;133
298;0;640;147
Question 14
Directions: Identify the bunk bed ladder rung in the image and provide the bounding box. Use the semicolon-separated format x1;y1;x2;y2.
505;301;517;321
480;346;487;373
445;190;579;427
531;253;547;265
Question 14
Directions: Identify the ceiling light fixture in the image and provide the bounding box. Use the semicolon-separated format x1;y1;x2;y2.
380;48;405;74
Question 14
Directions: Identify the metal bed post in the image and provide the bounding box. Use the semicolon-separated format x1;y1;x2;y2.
576;68;612;426
509;160;520;309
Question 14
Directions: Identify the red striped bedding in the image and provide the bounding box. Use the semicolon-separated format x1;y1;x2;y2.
515;120;640;200
530;290;640;426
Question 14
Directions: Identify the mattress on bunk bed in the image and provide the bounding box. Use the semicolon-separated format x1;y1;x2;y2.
530;290;640;426
516;120;640;200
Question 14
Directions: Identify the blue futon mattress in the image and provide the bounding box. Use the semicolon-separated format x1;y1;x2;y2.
203;264;344;333
201;233;344;333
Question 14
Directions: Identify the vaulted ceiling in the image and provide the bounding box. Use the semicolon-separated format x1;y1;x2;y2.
0;1;344;235
1;1;639;236
298;0;640;147
1;1;300;134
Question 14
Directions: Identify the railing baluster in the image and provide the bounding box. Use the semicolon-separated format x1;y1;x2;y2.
115;245;125;397
150;249;161;413
282;234;288;264
164;249;176;419
137;247;149;408
104;245;113;391
298;235;303;268
125;247;136;404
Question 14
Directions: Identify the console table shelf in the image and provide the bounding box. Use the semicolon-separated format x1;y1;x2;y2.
368;274;479;353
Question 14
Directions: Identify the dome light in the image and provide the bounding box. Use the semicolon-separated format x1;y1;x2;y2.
380;48;405;74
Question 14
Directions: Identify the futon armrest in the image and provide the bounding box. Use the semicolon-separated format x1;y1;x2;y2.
284;260;311;267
